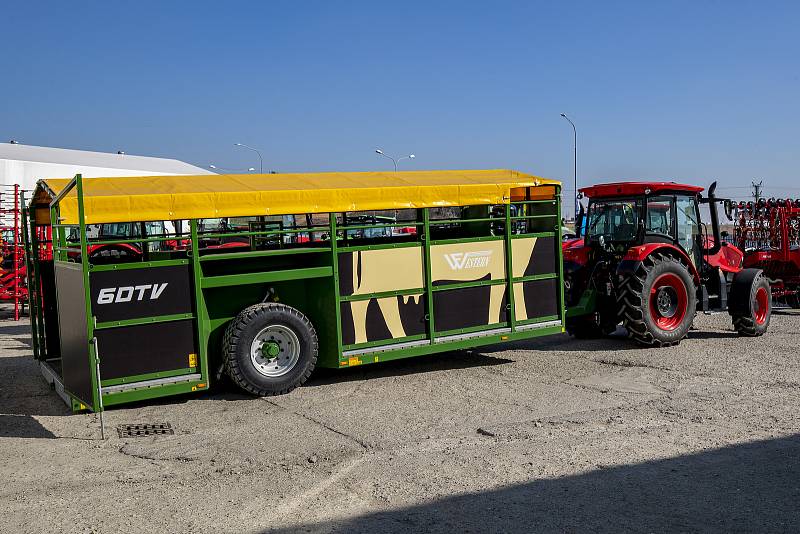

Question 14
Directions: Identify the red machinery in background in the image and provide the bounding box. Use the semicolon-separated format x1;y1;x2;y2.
0;184;28;320
733;198;800;306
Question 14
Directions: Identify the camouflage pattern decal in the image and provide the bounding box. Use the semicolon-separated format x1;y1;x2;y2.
512;236;556;278
430;240;506;285
430;240;507;329
513;278;559;321
338;247;425;345
433;278;508;332
341;294;425;346
338;247;423;296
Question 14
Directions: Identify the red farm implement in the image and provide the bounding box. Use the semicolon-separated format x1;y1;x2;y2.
733;198;800;306
0;184;28;320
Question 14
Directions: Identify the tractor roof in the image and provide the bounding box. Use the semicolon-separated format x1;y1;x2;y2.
33;170;560;225
580;182;704;198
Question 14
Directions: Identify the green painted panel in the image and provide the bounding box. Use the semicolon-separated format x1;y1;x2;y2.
200;266;333;288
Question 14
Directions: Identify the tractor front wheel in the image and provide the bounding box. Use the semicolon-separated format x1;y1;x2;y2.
730;270;771;336
223;303;318;396
619;254;696;347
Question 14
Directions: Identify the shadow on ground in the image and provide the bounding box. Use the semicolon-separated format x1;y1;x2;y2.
265;434;800;534
0;322;31;337
0;414;56;439
86;350;518;412
686;330;740;340
481;331;645;354
306;350;515;387
0;355;72;417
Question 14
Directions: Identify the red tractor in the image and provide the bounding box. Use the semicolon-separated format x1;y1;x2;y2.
563;181;771;346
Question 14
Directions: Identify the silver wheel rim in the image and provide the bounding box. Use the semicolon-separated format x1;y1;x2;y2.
250;324;301;377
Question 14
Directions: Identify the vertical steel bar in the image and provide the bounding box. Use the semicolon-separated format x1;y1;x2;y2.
13;184;20;320
75;174;101;412
329;214;345;361
92;337;105;439
421;208;436;342
555;191;566;330
189;219;210;387
504;202;516;331
22;197;40;359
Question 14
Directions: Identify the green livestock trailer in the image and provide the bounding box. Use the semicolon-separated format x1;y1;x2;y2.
24;170;564;412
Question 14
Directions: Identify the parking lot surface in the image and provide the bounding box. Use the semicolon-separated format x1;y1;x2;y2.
2;304;799;533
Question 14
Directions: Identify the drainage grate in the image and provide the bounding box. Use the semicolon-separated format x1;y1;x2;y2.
117;423;174;438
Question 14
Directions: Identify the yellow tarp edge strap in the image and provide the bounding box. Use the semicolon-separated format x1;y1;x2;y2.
37;169;560;225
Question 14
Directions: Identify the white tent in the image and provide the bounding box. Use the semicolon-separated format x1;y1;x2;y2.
0;142;214;193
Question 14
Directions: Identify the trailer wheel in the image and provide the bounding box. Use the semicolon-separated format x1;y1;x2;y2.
223;303;318;396
730;270;771;336
619;253;696;347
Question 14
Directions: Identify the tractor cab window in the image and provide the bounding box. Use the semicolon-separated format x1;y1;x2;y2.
676;195;701;261
645;196;674;238
100;223;138;238
586;199;641;242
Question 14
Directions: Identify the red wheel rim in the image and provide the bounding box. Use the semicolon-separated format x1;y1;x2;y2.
754;286;769;325
649;273;688;331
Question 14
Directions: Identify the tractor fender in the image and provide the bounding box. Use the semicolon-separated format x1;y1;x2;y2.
87;243;142;256
728;268;766;316
562;238;589;265
562;238;589;275
68;243;143;260
705;240;744;273
616;243;700;285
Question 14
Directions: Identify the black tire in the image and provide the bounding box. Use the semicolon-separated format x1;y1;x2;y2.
618;253;696;347
730;271;771;336
222;303;318;396
566;315;605;339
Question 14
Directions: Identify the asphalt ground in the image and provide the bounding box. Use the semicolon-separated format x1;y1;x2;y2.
1;303;799;533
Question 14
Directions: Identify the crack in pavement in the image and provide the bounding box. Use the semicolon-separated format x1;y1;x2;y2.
592;358;676;372
117;444;198;463
262;398;371;450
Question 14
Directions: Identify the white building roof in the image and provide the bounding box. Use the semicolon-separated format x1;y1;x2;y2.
0;143;211;175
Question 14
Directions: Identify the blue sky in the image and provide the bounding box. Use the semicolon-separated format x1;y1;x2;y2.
2;1;798;202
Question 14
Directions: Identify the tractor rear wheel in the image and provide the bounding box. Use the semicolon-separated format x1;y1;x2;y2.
223;303;318;396
618;254;696;347
730;270;771;336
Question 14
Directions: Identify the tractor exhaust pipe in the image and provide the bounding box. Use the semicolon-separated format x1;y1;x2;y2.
705;181;722;256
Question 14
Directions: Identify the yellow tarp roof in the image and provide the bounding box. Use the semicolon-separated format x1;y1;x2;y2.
37;169;560;225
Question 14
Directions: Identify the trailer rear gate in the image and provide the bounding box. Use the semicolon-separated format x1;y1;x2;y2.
26;170;564;412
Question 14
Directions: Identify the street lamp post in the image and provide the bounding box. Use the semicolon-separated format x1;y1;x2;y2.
375;149;415;172
560;113;578;219
234;143;263;173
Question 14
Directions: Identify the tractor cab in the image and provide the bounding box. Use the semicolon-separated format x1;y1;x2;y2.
579;182;706;265
565;181;770;346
